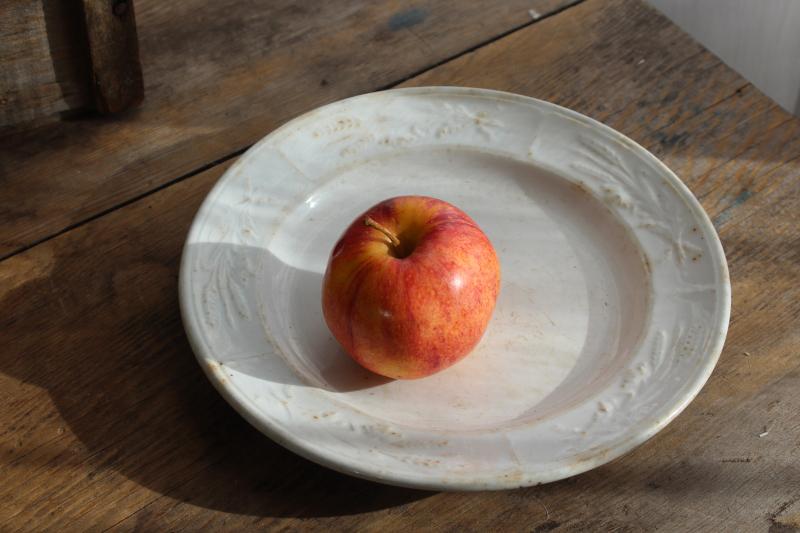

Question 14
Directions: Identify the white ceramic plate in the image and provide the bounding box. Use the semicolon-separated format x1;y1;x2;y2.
179;87;730;490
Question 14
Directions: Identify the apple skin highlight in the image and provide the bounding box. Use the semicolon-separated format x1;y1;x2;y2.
322;196;501;379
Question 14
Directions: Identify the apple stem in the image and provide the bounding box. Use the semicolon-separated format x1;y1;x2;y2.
364;217;401;248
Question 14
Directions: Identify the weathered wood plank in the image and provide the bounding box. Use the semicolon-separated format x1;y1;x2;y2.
0;0;578;259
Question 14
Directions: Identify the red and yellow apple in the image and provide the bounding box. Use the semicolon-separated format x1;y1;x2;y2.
321;195;500;379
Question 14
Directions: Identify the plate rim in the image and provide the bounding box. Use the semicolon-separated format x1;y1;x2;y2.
179;86;731;490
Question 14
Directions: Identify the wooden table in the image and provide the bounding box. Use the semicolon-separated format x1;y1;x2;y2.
2;0;799;530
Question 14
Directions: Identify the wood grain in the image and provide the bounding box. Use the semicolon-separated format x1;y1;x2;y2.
2;0;799;530
0;0;578;259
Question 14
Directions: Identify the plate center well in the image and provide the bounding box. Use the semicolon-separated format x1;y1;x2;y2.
263;147;649;431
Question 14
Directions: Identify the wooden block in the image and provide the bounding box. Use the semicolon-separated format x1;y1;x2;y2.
81;0;144;113
0;0;143;126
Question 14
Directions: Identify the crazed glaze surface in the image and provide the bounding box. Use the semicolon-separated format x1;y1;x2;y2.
322;196;500;379
179;87;731;490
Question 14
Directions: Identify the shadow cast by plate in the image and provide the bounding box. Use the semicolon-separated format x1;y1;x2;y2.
0;236;429;521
